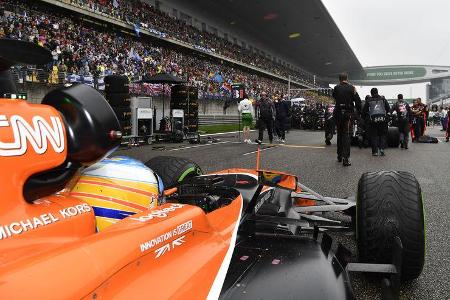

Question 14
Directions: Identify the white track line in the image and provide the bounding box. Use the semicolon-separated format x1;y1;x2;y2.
281;144;326;149
200;130;256;137
242;146;279;156
168;141;235;151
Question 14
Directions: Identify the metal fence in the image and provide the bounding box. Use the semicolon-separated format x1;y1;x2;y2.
9;67;237;101
198;115;240;125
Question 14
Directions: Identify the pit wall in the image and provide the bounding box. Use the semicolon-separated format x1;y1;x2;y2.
18;84;238;116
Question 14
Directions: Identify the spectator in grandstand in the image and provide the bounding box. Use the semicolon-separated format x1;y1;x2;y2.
332;73;362;167
255;92;275;145
392;94;411;149
238;93;254;144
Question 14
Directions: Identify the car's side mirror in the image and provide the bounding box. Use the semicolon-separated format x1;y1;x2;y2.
257;170;298;191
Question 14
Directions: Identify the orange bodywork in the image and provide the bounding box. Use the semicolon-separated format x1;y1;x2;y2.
0;99;244;299
0;99;303;299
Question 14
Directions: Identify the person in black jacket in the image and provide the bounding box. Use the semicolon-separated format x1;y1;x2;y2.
392;94;411;149
332;73;362;166
362;88;390;156
255;92;275;144
275;96;291;143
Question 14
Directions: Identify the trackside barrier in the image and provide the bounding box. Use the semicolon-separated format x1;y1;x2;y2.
198;115;240;125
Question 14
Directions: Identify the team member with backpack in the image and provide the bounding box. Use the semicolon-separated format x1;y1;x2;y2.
392;94;412;149
255;92;275;144
362;88;390;156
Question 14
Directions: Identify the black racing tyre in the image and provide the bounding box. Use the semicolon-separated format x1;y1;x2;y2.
112;106;132;121
145;156;202;189
357;171;425;281
387;127;400;147
106;93;131;107
104;75;129;93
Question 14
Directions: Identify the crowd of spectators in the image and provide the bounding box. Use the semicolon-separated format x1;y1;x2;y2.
67;0;315;84
0;0;314;99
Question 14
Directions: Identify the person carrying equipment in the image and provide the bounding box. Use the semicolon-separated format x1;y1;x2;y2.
332;73;362;166
238;94;254;144
362;88;390;156
392;94;411;149
255;92;275;144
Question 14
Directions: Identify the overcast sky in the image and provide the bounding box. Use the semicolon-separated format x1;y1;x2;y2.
322;0;450;100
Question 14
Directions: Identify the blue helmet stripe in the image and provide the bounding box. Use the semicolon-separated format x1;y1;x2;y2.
93;207;136;220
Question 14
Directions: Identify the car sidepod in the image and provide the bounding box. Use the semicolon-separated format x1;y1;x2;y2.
220;233;355;300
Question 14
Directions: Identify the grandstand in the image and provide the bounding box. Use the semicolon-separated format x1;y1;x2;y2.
0;0;360;107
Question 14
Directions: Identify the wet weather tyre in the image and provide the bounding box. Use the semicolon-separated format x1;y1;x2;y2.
357;171;425;281
145;156;202;189
387;127;400;147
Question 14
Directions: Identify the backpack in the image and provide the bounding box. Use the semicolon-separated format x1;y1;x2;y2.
368;99;386;123
397;102;408;119
259;98;274;119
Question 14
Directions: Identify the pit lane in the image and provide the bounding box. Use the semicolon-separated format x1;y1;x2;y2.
114;127;449;300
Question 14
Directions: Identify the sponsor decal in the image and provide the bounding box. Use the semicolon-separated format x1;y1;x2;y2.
139;220;192;254
154;235;186;258
154;243;171;258
130;203;184;222
0;115;64;157
0;204;91;240
254;188;274;213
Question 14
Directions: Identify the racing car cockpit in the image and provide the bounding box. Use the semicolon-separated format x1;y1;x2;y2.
0;40;122;262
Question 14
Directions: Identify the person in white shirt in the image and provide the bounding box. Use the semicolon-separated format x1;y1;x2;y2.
238;94;254;143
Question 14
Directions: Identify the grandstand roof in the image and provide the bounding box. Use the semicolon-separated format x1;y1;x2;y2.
175;0;363;78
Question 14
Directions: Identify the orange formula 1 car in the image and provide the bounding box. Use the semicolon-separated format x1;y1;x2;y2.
0;40;425;300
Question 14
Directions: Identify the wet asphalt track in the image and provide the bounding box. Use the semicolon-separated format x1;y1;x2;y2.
115;127;449;300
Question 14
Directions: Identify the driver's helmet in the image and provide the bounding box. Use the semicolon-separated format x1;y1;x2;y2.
70;156;163;232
